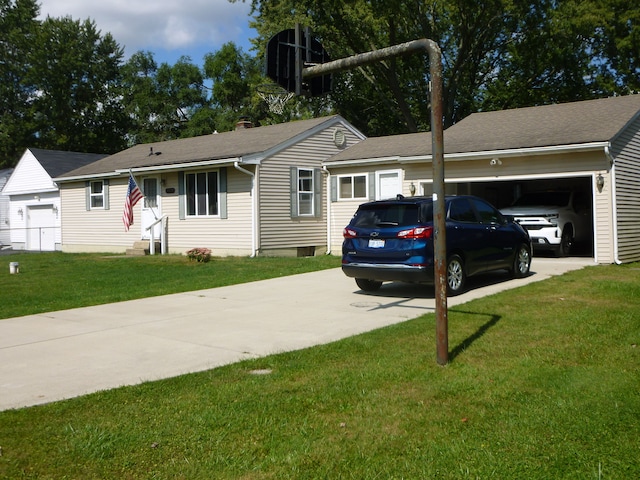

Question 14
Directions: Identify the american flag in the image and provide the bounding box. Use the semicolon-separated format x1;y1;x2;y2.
122;174;143;231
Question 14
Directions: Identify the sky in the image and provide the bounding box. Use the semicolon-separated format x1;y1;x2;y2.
36;0;258;66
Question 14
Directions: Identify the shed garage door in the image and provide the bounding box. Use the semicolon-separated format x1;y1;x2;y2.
27;204;56;251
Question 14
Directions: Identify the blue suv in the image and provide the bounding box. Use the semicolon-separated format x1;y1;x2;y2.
342;195;532;295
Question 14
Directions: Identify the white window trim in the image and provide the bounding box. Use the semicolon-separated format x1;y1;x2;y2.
297;168;315;217
184;170;221;218
337;173;368;201
89;180;105;210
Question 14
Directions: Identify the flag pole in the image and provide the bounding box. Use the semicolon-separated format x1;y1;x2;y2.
129;169;159;221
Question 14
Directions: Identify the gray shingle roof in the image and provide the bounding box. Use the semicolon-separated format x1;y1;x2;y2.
328;94;640;163
60;116;344;178
28;148;108;177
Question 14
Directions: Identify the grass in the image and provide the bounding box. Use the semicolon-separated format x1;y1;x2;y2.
0;255;639;478
0;252;340;319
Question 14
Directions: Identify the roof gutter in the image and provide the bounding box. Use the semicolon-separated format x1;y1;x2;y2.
55;158;243;182
415;141;610;163
234;161;258;258
324;142;609;167
323;156;400;168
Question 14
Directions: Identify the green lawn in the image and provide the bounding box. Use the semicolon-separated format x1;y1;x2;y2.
0;253;639;478
0;252;340;319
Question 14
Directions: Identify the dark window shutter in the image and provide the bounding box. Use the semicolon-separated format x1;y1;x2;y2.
219;167;227;219
178;172;185;220
290;166;298;218
330;176;337;202
103;179;110;210
313;168;322;218
368;172;376;200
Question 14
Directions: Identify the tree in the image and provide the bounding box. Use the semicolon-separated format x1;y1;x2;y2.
203;42;270;131
27;16;129;154
122;52;216;142
240;0;639;136
0;0;39;168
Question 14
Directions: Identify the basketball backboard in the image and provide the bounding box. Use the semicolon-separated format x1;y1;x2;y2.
265;26;332;97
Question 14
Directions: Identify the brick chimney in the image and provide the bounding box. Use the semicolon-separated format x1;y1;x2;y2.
235;117;253;130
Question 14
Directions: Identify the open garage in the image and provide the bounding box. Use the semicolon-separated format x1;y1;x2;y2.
325;95;640;264
450;176;594;257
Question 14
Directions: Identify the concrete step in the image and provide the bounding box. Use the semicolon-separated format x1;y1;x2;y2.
125;248;147;256
126;241;161;256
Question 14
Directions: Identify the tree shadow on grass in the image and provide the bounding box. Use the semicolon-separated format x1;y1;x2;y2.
448;309;501;362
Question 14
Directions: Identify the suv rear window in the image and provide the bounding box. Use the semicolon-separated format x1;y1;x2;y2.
352;203;433;228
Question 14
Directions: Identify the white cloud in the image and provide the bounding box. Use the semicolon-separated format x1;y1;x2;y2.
37;0;255;62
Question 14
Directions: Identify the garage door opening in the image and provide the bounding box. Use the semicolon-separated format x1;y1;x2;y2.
422;177;594;258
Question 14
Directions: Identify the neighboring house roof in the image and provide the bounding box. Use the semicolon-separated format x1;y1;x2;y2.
326;94;640;164
57;115;358;180
2;149;108;196
27;148;108;178
0;168;14;190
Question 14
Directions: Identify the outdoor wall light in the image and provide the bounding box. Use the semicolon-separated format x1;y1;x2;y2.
17;208;23;217
409;182;416;196
52;205;58;215
596;174;605;192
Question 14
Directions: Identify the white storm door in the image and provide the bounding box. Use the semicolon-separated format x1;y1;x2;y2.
27;205;56;251
140;177;161;240
376;170;402;200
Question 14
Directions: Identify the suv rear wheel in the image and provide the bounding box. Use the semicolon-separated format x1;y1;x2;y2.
446;255;466;296
355;278;383;292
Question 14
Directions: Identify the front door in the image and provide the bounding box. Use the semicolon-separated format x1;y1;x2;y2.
140;176;161;240
376;170;402;200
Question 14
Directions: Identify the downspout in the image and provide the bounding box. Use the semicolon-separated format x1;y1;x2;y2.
322;166;331;254
234;162;257;257
604;144;622;264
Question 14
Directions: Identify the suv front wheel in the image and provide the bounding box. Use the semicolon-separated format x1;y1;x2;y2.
446;255;466;296
511;244;532;278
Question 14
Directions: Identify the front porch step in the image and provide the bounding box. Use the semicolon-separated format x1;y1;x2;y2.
126;241;161;256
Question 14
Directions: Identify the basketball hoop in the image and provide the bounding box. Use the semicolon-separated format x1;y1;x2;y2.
257;83;295;114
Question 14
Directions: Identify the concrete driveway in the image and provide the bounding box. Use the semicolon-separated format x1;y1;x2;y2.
0;257;592;411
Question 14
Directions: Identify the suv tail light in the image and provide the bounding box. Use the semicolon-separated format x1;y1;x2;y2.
397;226;433;239
343;228;357;239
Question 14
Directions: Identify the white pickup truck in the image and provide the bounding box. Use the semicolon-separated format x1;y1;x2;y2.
500;191;591;257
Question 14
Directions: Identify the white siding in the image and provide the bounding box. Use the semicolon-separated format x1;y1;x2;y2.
2;150;56;195
61;170;255;255
611;114;640;263
259;127;358;254
593;172;614;264
167;170;254;255
329;150;614;260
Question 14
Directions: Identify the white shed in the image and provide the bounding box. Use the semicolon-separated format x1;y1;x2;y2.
2;149;106;251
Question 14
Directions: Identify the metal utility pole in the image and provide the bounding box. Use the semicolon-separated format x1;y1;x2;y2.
302;39;449;365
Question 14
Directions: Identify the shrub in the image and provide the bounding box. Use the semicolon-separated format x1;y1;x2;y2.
186;247;211;263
